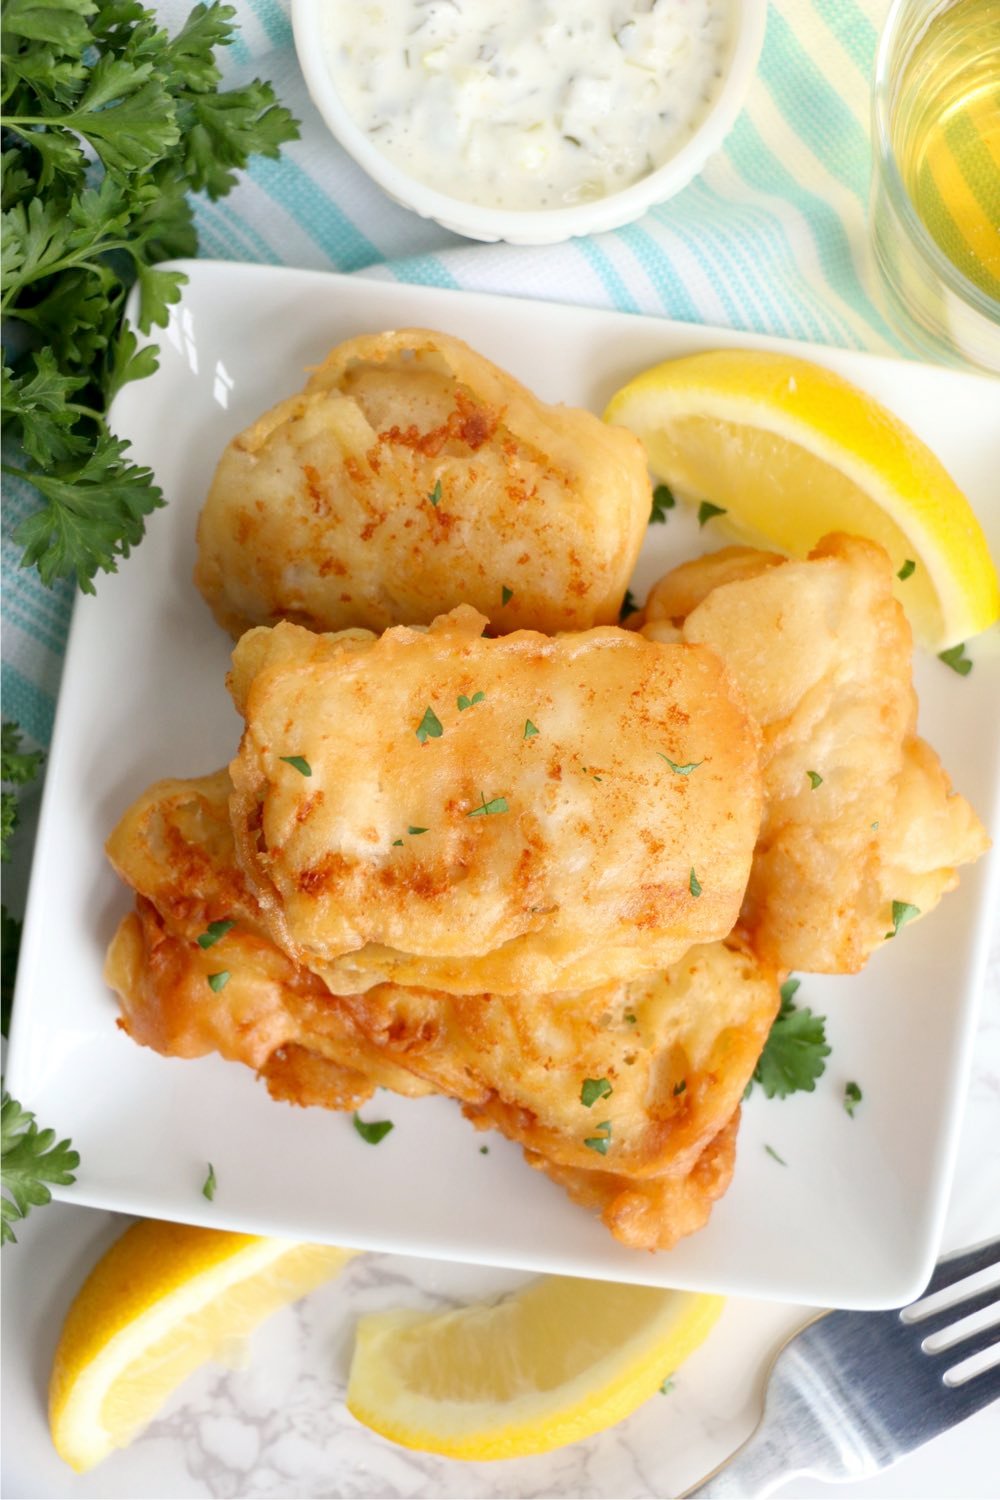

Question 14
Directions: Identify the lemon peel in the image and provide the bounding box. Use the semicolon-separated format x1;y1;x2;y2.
604;349;999;649
347;1275;723;1460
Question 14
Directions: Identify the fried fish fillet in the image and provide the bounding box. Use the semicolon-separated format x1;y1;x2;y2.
227;606;764;995
194;328;651;638
105;770;779;1251
637;534;989;973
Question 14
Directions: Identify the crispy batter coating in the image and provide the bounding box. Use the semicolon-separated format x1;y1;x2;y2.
194;328;651;638
227;607;764;995
104;771;778;1252
637;534;989;972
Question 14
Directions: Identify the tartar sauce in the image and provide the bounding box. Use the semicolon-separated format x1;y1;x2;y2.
324;2;734;212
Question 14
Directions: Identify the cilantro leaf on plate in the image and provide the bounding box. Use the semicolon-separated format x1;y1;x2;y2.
748;976;831;1100
1;1091;79;1246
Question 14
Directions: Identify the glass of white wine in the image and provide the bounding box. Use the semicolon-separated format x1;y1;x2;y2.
871;0;1000;372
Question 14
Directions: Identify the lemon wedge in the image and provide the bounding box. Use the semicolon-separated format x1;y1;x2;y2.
49;1220;355;1472
346;1276;723;1460
604;349;999;649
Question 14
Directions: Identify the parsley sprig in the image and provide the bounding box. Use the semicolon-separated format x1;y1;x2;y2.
1;1;299;591
1;1091;79;1245
747;978;831;1100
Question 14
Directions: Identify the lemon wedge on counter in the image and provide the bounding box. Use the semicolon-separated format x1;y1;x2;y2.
604;349;999;650
49;1220;355;1472
346;1276;723;1460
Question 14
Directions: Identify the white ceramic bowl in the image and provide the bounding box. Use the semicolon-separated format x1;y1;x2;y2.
291;0;766;245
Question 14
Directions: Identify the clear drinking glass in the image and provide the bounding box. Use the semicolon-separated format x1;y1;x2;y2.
870;0;1000;372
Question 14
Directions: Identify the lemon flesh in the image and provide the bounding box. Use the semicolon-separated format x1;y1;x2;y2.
49;1220;355;1472
347;1276;723;1460
604;349;999;649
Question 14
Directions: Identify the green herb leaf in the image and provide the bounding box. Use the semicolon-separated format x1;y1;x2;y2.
501;585;514;607
468;793;509;817
206;971;230;993
689;867;702;898
619;588;639;621
202;1163;217;1201
415;706;443;743
885;900;921;939
392;838;403;846
580;1077;613;1108
1;1091;79;1245
897;559;916;581
650;484;675;524
479;1145;489;1154
524;720;539;739
428;480;442;507
353;1113;394;1145
624;1011;637;1024
673;1079;686;1096
806;770;824;790
765;1144;787;1165
658;753;703;775
584;1120;612;1155
938;643;972;676
408;826;428;836
697;501;727;527
659;1378;675;1395
197;919;235;950
844;1081;862;1118
1;722;44;862
750;980;830;1100
279;755;311;777
457;692;485;711
1;906;22;1039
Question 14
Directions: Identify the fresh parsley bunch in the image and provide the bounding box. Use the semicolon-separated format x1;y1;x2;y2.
1;0;299;591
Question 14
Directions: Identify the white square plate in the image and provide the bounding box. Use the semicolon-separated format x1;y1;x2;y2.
8;261;999;1308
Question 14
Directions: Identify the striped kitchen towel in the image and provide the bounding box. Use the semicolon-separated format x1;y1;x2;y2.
2;0;901;754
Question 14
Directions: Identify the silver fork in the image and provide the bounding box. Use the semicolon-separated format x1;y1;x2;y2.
684;1239;1000;1497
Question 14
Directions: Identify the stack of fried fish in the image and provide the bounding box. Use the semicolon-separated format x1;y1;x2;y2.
104;331;988;1252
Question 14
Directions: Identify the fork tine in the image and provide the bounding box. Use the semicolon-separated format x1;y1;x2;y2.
914;1282;1000;1336
935;1320;1000;1365
932;1354;1000;1424
921;1239;1000;1299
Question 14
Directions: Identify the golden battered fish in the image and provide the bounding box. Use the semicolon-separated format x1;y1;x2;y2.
227;606;764;996
105;770;779;1253
194;328;651;638
637;534;989;973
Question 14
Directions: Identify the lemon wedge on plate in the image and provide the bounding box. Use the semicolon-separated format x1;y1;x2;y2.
604;349;999;649
49;1220;355;1472
347;1276;723;1460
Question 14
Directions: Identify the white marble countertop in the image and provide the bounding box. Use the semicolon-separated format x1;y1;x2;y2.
3;930;997;1500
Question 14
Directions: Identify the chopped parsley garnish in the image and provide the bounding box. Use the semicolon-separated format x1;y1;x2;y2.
747;976;830;1099
524;719;539;739
197;920;235;950
673;1080;687;1096
765;1144;787;1165
408;826;428;836
897;559;916;581
392;839;403;846
428;480;442;507
658;753;703;775
501;585;514;607
584;1121;612;1155
207;971;230;993
806;770;824;790
415;706;443;743
689;867;702;898
650;484;675;524
844;1081;863;1118
697;501;727;527
885;900;920;939
480;1145;489;1155
280;755;311;777
871;821;879;831
624;1012;637;1025
619;588;639;620
457;692;485;711
938;642;972;676
468;793;508;817
202;1163;217;1201
659;1378;675;1395
580;1077;613;1108
1;1091;79;1245
353;1113;394;1145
